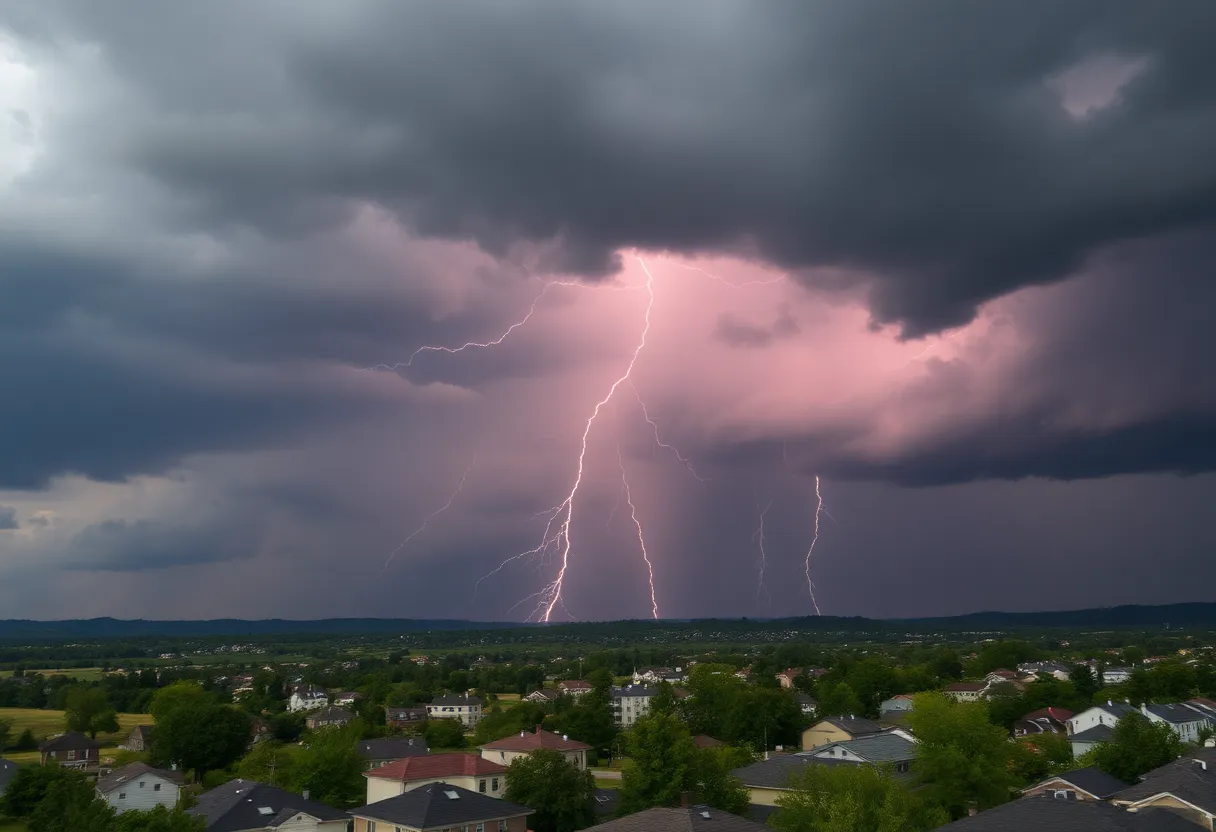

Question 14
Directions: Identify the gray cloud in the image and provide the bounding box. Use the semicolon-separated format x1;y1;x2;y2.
713;306;801;348
0;506;17;530
62;516;258;572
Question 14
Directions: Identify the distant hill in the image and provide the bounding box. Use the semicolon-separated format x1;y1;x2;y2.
1;601;1214;640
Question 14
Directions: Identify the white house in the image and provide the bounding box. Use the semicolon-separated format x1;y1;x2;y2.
611;685;655;727
943;682;986;702
427;693;483;726
480;727;591;771
632;667;685;685
880;694;915;717
1103;667;1132;686
1066;702;1139;757
288;686;328;713
95;763;182;814
1017;661;1071;681
1142;703;1215;744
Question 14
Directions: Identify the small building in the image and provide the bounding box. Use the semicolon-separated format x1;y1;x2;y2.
794;693;817;715
1017;661;1071;681
386;706;429;729
427;693;483;727
306;706;355;731
1103;667;1133;686
479;726;591;771
525;688;562;704
288;686;329;713
809;733;917;774
731;754;820;807
333;691;363;707
1013;707;1073;737
935;793;1194;830
611;685;656;728
119;724;154;752
363;753;508;804
350;782;532;832
39;731;101;769
559;680;592;697
879;694;915;717
357;737;430;769
1141;702;1215;744
95;762;183;814
943;682;987;702
1020;767;1129;802
189;779;348;831
693;735;724;749
591;804;770;831
775;668;803;689
801;716;887;751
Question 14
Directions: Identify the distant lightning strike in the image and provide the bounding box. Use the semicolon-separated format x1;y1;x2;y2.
617;443;659;619
803;475;825;616
631;382;705;483
753;499;773;603
381;456;477;575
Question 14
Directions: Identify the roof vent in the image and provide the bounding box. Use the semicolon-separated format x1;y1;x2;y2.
1196;759;1209;772
701;811;711;819
563;735;568;741
1107;700;1112;707
257;807;274;815
444;790;460;800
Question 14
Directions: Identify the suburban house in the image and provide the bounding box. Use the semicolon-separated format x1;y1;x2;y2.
559;680;592;697
1017;660;1072;681
0;758;17;799
480;726;591;771
775;668;803;689
1141;703;1215;744
611;686;655;728
289;686;329;713
357;737;430;769
333;691;363;707
39;731;101;768
808;733;917;774
1110;751;1216;828
693;735;724;749
386;706;428;729
1020;767;1129;801
1013;707;1074;737
632;667;686;685
306;706;355;731
879;694;915;717
427;693;483;727
119;724;154;752
935;793;1197;830
1103;667;1133;685
984;669;1021;686
187;779;349;831
363;754;508;804
943;682;987;702
800;715;888;751
95;762;183;814
525;688;562;704
591;805;770;831
730;754;820;807
794;693;817;716
350;782;532;832
1066;702;1139;757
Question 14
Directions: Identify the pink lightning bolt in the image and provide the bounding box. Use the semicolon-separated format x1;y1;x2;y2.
753;499;773;604
803;475;824;616
616;443;659;619
631;382;705;483
382;456;477;575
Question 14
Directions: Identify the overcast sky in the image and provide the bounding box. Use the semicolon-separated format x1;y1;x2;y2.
2;1;1214;622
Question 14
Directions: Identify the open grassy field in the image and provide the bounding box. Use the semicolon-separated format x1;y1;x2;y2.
0;707;151;746
0;668;109;681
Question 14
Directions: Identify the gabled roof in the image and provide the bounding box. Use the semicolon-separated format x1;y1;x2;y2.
1114;751;1216;815
1144;703;1214;725
481;726;591;753
1077;702;1139;720
351;782;531;828
813;733;917;764
1024;767;1129;800
812;716;885;737
307;705;354;722
1022;707;1074;723
1067;724;1115;744
590;805;770;831
128;724;154;741
357;737;430;761
187;779;347;832
39;731;101;752
560;680;592;690
364;752;506;783
945;682;987;692
935;794;1197;830
96;762;183;795
693;735;724;748
431;694;484;706
611;685;657;698
731;754;817;789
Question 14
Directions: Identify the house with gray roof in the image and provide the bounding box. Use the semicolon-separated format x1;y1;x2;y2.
731;754;819;806
935;793;1197;831
1111;750;1216;829
1140;702;1215;744
591;805;769;831
1021;767;1130;801
357;737;430;769
1067;702;1140;757
350;781;531;832
187;779;349;832
808;732;917;773
95;762;183;814
427;693;483;726
611;685;656;727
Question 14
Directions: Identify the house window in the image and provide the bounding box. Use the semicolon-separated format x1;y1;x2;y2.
367;822;376;832
492;778;499;791
154;783;161;791
499;821;509;832
139;781;145;788
67;750;76;761
119;793;126;800
479;780;487;793
477;825;485;832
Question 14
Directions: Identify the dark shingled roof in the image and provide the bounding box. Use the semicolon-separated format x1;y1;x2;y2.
96;762;183;795
351;782;531;828
591;805;770;831
815;716;885;737
935;794;1199;830
357;737;430;762
1113;752;1216;814
1024;767;1129;800
187;779;347;832
1068;724;1116;744
430;694;483;706
731;754;818;789
1143;703;1214;726
38;731;101;752
812;733;917;764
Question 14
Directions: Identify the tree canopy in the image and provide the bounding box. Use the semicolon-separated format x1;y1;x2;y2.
65;685;120;739
907;693;1014;819
1087;714;1184;782
773;764;948;832
619;712;696;814
503;748;597;832
150;704;251;780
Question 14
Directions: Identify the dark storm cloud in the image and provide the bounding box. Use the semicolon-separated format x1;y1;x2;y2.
0;507;17;530
17;0;1216;335
713;306;800;349
61;516;256;571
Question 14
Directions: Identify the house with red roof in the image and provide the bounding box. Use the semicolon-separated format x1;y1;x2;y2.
1013;706;1074;737
558;680;593;697
479;726;591;770
363;752;508;805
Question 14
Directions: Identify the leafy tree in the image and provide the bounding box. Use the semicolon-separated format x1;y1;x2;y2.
27;766;114;832
1;764;69;818
816;682;864;720
151;704;251;781
1088;714;1183;782
686;746;751;815
1008;734;1074;785
422;718;467;749
619;712;696;814
113;806;207;832
548;693;618;758
149;682;217;722
503;749;596;832
289;724;366;808
721;687;803;752
14;727;39;751
649;682;678;717
270;711;306;743
65;686;121;739
908;693;1013;819
237;740;297;787
772;763;948;832
1071;665;1099;700
0;716;10;750
473;702;549;745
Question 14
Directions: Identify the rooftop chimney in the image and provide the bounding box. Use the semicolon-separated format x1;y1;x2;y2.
563;735;569;741
302;790;310;800
536;725;543;734
680;791;691;808
1107;700;1112;707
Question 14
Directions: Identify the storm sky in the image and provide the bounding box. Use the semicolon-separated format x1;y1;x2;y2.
2;1;1215;621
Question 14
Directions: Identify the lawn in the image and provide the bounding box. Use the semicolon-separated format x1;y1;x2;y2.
0;668;107;681
0;707;151;749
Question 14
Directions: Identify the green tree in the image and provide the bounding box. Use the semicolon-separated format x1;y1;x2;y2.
686;746;751;815
113;806;207;832
0;716;10;750
27;767;114;832
149;682;217;722
270;711;306;743
236;740;297;787
907;693;1013;819
151;704;251;781
1008;734;1074;785
289;724;366;808
816;682;864;720
65;686;121;739
548;695;618;759
473;702;549;745
772;764;948;832
1089;714;1183;782
649;682;678;717
503;749;597;832
619;712;696;814
1;764;69;818
14;727;39;751
422;718;467;749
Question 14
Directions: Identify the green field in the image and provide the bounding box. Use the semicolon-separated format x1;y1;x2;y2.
0;668;108;681
0;707;151;752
